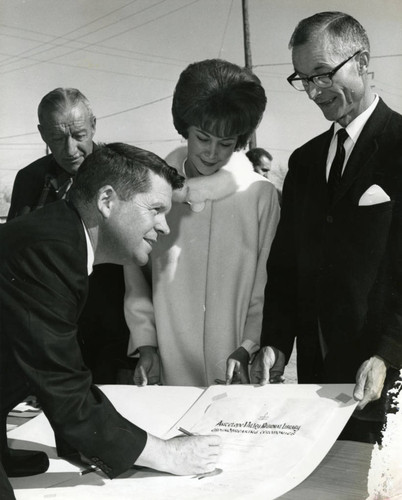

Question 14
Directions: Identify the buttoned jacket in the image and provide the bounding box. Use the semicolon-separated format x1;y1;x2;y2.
261;98;402;383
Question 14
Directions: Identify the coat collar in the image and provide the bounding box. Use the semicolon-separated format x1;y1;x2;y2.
173;151;255;212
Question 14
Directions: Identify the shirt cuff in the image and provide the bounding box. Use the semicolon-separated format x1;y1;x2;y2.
241;339;260;357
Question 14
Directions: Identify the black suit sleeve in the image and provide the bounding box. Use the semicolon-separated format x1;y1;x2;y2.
377;195;402;368
7;156;56;220
1;237;147;478
7;169;29;220
260;156;299;362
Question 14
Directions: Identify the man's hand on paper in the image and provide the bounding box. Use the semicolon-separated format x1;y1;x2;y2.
250;346;285;385
353;355;388;410
225;346;250;384
134;346;161;386
135;433;221;476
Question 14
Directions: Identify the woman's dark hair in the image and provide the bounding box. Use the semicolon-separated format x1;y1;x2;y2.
172;59;267;150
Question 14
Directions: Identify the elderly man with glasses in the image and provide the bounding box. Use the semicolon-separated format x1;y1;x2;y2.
251;11;402;444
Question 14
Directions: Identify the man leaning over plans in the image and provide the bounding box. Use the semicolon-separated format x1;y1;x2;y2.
0;144;221;493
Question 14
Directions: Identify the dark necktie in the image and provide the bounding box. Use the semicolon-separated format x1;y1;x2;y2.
327;128;349;202
34;173;73;211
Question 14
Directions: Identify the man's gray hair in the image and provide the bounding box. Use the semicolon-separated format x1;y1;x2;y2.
38;88;93;124
289;11;370;58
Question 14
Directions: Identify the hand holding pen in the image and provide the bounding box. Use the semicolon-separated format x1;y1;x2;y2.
178;427;223;479
80;428;221;478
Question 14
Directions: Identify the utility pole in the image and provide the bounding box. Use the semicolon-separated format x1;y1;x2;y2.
242;0;256;149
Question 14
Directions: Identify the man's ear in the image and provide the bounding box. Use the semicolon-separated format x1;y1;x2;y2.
37;124;46;143
97;185;117;219
91;116;97;134
358;50;370;75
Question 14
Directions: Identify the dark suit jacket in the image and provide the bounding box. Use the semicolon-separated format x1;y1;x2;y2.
261;98;402;385
8;154;70;219
7;148;130;384
0;201;146;478
0;462;15;500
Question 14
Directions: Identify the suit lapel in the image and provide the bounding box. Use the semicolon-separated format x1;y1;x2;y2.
312;126;334;207
332;99;391;205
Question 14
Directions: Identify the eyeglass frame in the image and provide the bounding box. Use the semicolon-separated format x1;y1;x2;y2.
287;50;362;91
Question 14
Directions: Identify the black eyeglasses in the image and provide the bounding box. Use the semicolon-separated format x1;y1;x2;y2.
287;50;362;91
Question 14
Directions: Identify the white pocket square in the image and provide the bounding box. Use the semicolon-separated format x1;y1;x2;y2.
358;184;390;206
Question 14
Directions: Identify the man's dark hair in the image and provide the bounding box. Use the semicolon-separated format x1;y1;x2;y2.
69;143;184;204
172;59;267;150
246;147;273;168
289;11;370;58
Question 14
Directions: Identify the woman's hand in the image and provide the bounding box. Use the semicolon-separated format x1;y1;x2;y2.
134;346;161;386
225;347;250;384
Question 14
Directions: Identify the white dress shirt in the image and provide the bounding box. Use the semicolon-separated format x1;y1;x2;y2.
326;94;380;180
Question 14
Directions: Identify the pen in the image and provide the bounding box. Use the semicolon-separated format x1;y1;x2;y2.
178;426;194;436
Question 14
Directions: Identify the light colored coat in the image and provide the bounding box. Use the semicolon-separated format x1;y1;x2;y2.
125;147;280;386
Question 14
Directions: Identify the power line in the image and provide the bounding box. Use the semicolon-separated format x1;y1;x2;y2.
0;53;178;80
0;0;201;77
253;52;402;68
0;95;173;141
0;31;185;69
371;53;402;59
0;168;28;172
118;138;181;144
0;147;44;151
0;0;152;67
0;132;38;140
62;0;170;46
218;0;234;58
253;62;292;68
98;95;172;119
375;87;402;98
0;143;43;146
373;79;402;92
0;24;188;65
255;70;291;78
75;0;201;46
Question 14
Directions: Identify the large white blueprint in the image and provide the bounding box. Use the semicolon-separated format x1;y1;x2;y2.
9;384;357;499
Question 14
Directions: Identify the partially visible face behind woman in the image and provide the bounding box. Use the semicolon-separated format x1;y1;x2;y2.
185;125;238;177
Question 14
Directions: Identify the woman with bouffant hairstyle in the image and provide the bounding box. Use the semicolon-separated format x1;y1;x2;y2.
125;59;280;387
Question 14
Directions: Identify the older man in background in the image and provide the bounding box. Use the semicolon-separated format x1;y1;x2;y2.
8;88;130;384
8;88;96;216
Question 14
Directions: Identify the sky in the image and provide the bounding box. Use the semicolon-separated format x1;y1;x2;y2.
0;0;401;196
